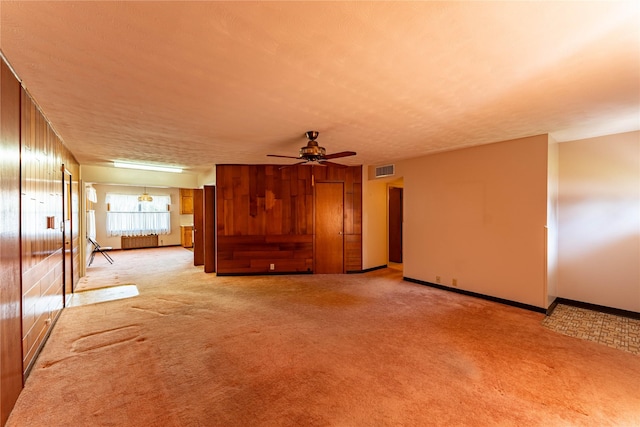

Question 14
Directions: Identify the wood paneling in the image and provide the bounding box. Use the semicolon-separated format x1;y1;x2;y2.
217;235;313;274
203;186;216;273
216;165;362;275
1;57;24;427
20;89;80;376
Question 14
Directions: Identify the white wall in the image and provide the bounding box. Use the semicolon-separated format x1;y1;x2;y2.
558;131;640;312
198;165;217;187
399;134;550;308
546;136;559;306
82;164;199;188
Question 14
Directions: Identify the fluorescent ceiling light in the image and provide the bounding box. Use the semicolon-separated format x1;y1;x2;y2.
114;162;182;173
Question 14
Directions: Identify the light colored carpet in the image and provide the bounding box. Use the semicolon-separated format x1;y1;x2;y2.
8;247;640;426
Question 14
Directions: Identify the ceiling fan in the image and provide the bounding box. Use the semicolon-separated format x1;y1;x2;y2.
267;131;356;167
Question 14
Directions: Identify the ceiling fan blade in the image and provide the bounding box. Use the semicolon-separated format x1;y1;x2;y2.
319;160;348;168
267;154;301;159
278;161;308;170
323;151;356;160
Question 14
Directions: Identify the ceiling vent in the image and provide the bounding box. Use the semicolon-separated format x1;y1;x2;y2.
375;164;395;178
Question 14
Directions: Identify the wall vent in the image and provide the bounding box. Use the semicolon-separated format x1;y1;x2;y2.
375;164;395;178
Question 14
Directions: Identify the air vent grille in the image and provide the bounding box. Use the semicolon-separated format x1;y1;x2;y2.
375;164;395;178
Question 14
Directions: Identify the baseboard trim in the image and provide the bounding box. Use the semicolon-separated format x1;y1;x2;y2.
553;297;640;320
403;277;547;314
347;265;387;274
216;271;313;277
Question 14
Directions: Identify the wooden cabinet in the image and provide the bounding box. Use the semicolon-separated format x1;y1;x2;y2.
180;188;194;214
181;225;193;248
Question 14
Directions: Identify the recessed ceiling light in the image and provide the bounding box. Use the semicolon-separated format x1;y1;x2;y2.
113;162;183;173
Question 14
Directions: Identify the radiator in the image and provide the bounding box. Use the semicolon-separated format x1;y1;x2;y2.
121;234;159;249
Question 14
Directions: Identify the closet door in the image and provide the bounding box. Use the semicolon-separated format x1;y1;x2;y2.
315;182;344;274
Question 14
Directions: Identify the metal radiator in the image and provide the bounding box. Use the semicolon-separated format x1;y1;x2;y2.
121;234;159;249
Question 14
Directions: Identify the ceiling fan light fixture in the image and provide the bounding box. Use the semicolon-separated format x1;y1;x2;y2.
299;144;326;158
267;131;356;167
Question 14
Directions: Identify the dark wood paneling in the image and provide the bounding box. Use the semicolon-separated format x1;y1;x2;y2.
345;234;362;272
20;89;79;376
1;58;24;427
204;186;216;273
216;165;362;275
217;235;313;274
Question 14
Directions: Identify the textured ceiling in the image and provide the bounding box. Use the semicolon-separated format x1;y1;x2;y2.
1;1;639;174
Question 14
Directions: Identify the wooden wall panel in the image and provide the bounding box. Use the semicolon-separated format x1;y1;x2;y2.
1;57;24;427
203;186;216;273
20;89;80;375
216;164;362;275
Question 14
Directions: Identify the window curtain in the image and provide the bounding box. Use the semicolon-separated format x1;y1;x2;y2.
105;193;171;237
86;210;96;239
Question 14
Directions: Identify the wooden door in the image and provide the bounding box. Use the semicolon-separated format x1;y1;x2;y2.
204;185;216;273
315;182;344;273
389;187;403;263
193;189;204;266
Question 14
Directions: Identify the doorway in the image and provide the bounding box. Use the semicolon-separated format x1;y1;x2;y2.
389;186;403;264
193;188;204;266
63;167;74;305
315;182;344;273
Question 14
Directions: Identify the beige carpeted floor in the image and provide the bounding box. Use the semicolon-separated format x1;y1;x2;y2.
7;247;640;426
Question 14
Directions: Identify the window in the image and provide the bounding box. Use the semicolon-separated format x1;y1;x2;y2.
105;193;171;237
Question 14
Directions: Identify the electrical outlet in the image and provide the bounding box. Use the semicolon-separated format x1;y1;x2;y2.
436;276;441;283
452;278;458;287
270;263;275;271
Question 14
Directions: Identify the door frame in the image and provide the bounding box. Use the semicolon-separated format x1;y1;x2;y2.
62;165;74;306
193;188;204;266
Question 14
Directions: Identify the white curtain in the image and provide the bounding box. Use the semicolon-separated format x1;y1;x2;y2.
86;210;96;238
86;186;98;203
106;193;171;237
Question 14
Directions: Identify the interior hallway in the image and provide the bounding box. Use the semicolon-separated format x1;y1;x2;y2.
7;247;640;426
